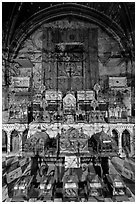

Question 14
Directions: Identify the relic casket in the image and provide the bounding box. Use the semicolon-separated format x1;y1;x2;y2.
60;127;89;153
45;90;62;112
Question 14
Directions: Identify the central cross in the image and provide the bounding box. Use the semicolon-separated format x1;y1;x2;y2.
65;62;75;90
101;125;104;132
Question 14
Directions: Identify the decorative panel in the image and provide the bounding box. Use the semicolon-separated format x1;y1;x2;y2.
11;77;30;88
42;20;99;92
45;90;62;101
60;127;89;153
65;156;80;168
109;77;127;88
77;91;95;101
57;59;84;92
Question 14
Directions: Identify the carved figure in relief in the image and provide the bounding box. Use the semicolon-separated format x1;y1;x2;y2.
65;115;74;124
43;110;50;121
109;106;115;118
115;106;121;118
63;93;76;109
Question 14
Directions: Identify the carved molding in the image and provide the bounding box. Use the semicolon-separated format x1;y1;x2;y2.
43;19;97;29
3;122;133;140
2;123;28;134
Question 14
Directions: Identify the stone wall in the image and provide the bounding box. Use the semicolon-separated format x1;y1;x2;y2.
15;19;129;93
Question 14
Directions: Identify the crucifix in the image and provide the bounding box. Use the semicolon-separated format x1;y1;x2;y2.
101;125;105;132
65;62;75;91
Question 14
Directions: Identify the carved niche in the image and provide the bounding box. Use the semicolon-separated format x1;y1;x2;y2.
63;93;76;110
63;93;76;123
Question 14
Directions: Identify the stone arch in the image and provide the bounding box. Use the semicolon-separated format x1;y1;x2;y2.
122;129;131;155
112;129;119;147
2;130;7;152
10;130;20;152
10;3;126;60
22;129;28;151
122;127;133;137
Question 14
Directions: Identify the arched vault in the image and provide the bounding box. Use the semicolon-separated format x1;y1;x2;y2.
8;3;130;59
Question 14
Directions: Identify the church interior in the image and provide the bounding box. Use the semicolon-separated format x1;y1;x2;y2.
2;2;135;202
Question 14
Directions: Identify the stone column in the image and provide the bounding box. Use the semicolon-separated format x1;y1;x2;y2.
18;131;23;155
7;131;11;154
130;133;134;157
118;133;122;156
